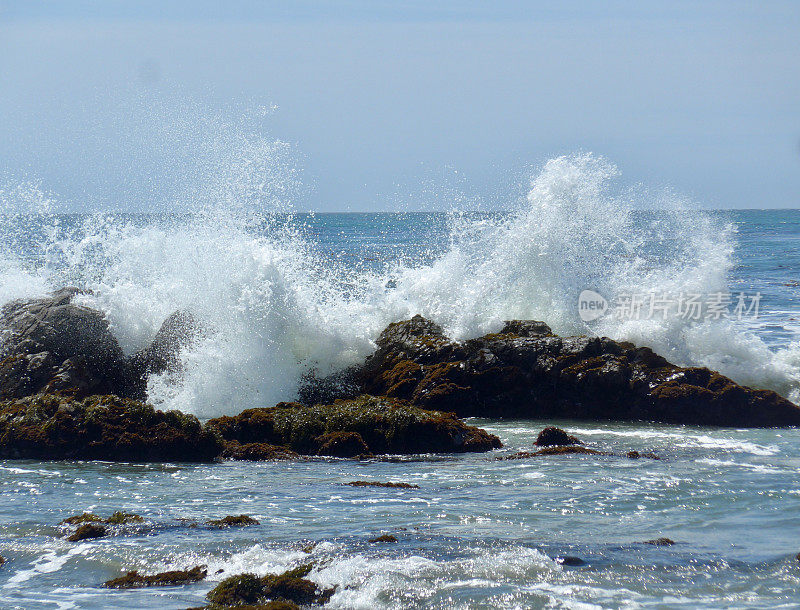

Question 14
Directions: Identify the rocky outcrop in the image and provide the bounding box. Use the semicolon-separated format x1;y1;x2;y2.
0;288;134;398
326;315;800;427
0;394;222;461
207;395;502;455
0;289;202;400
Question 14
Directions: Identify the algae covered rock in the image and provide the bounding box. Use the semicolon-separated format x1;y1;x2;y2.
207;395;501;455
104;565;206;588
535;426;581;447
206;568;334;607
314;431;371;457
0;394;221;461
331;316;800;427
67;523;107;542
206;515;259;528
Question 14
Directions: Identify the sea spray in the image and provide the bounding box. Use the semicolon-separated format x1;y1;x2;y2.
2;152;800;414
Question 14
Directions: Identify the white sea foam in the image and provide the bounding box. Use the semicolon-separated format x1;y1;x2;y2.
2;146;800;416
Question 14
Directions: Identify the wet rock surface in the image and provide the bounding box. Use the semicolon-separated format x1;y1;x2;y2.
321;315;800;427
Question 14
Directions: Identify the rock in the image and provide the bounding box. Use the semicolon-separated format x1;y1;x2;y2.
206;569;334;607
0;555;5;566
0;394;221;461
555;556;585;566
500;446;607;459
127;310;201;383
206;515;259;528
0;288;135;399
325;316;800;427
60;512;103;525
315;431;371;457
67;523;107;542
345;481;419;489
207;395;502;456
368;534;398;543
60;511;143;526
221;441;300;461
535;426;581;447
103;566;206;588
643;537;675;546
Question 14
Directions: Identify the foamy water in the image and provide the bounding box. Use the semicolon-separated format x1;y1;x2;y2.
1;420;799;608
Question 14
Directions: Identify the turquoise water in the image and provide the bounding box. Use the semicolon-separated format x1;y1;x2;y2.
2;205;800;607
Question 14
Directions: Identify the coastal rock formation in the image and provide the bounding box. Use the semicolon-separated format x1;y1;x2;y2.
329;315;800;427
0;289;205;401
206;395;502;455
0;288;133;399
0;394;221;461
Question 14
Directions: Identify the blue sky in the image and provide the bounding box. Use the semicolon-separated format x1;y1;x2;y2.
1;0;798;210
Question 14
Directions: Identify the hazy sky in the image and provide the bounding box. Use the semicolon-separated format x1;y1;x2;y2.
1;0;799;211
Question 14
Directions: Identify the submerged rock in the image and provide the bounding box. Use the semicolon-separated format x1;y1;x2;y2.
643;537;675;546
104;566;206;588
501;446;607;459
368;534;398;543
345;481;420;489
555;556;585;566
0;394;221;461
207;395;502;456
206;569;334;607
67;523;107;542
535;426;582;447
206;515;259;528
60;511;143;526
326;315;800;427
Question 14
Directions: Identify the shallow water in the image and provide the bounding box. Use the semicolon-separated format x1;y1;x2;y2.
1;420;799;609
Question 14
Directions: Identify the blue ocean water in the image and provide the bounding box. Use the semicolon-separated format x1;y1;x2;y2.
2;157;800;607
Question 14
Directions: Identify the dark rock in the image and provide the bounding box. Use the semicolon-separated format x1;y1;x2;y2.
60;511;142;525
206;569;333;607
67;523;107;542
221;441;300;461
555;556;585;566
127;310;201;384
314;431;371;457
498;320;553;337
207;395;502;456
643;537;675;546
0;394;221;462
346;481;419;489
0;555;5;566
60;512;103;525
103;565;206;588
327;316;800;427
368;534;398;543
206;515;259;528
535;426;581;447
0;288;134;399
